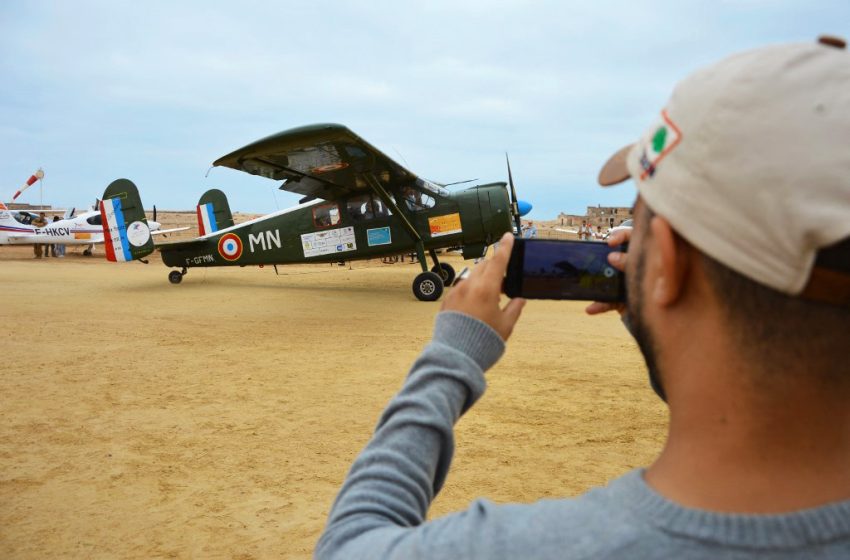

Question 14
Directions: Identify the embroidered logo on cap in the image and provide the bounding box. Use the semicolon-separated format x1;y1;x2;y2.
639;109;682;180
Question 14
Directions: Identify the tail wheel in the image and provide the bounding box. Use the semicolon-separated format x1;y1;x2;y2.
430;262;456;285
168;270;183;284
412;271;444;301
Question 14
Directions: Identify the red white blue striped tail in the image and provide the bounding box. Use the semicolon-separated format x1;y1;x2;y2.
197;202;218;236
100;198;133;262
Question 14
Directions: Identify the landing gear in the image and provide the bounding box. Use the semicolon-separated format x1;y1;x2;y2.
412;271;444;302
168;267;187;285
430;262;456;285
83;243;94;256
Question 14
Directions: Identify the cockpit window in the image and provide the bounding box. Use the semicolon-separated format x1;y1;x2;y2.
416;178;449;197
347;194;392;221
347;194;374;221
14;212;33;225
313;203;341;228
87;214;103;226
401;186;435;212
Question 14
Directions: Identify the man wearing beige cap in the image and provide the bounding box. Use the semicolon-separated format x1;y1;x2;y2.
317;37;850;559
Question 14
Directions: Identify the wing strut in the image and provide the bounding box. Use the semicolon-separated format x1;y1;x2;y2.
361;173;428;273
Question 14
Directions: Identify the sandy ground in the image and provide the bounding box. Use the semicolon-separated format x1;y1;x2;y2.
0;226;667;559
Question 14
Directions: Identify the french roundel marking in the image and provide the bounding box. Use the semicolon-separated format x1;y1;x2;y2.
217;233;243;261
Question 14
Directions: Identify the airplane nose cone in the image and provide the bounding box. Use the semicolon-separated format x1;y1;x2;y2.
517;200;532;217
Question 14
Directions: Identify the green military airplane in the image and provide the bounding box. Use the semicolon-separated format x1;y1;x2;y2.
99;124;531;301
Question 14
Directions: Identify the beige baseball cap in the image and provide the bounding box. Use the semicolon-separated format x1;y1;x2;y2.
598;36;850;306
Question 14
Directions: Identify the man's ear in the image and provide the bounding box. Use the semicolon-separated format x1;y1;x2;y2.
649;216;689;307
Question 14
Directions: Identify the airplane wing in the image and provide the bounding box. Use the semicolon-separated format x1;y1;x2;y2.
212;124;418;202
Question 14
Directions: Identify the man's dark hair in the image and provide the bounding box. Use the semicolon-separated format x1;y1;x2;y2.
636;200;849;381
700;247;850;382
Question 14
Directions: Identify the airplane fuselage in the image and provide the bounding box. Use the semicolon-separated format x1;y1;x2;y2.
160;184;513;269
0;210;105;245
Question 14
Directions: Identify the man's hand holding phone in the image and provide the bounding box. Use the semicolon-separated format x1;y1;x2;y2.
441;233;526;341
585;228;631;316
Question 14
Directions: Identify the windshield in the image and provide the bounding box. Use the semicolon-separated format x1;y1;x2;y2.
13;212;34;225
415;178;449;197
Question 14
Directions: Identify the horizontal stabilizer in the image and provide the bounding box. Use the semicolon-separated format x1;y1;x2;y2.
152;226;191;236
155;237;208;249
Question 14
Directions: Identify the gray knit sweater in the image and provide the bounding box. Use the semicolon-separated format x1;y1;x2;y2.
315;312;850;559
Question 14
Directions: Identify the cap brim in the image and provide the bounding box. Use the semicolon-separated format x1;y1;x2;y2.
598;144;634;187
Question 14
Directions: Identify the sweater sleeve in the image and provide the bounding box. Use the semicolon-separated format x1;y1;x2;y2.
314;311;505;559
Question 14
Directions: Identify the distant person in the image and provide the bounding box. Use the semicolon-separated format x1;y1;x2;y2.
594;225;604;240
522;221;537;239
403;187;420;211
32;212;47;258
317;37;850;559
579;220;592;241
52;215;65;258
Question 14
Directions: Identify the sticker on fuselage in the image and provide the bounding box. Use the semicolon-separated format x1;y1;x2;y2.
366;227;392;246
428;213;462;237
301;226;356;258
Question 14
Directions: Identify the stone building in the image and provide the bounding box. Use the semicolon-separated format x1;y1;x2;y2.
556;205;633;229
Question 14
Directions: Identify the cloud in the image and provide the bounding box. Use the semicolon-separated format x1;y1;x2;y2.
0;0;846;216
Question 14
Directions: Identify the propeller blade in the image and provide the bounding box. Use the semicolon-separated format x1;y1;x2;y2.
153;205;157;223
506;153;522;234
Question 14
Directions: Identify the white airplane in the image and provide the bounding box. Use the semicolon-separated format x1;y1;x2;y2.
0;202;187;255
605;219;633;239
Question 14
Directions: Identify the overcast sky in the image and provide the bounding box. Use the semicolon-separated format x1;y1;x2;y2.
1;1;846;218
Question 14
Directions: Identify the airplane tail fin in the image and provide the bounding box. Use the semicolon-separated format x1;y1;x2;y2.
99;179;156;262
196;189;234;236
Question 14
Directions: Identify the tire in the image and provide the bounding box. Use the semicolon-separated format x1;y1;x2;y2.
412;271;444;301
168;271;183;284
431;262;456;285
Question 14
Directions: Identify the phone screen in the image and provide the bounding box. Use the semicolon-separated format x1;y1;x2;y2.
504;239;625;301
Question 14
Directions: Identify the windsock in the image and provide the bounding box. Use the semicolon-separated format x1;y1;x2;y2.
12;169;44;201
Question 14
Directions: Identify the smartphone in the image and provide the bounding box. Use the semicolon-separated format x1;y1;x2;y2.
503;239;625;302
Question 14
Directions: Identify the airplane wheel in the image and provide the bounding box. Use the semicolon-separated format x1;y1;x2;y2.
168;271;183;284
431;263;456;285
412;271;444;302
83;249;92;256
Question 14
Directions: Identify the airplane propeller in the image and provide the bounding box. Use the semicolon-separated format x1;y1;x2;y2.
152;205;157;223
505;154;532;234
